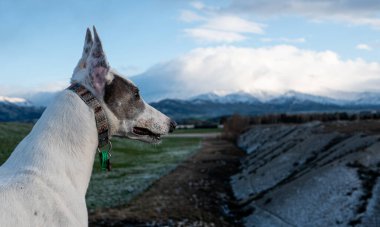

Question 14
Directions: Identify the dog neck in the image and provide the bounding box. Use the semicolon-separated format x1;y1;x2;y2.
1;90;101;196
68;83;110;148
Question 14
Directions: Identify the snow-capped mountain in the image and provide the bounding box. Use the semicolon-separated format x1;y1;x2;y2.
0;96;32;107
268;91;348;106
0;96;44;122
353;92;380;105
190;92;222;103
151;90;380;120
223;92;261;104
190;90;348;105
3;90;380;122
191;91;261;104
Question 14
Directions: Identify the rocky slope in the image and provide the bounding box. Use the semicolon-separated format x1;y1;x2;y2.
231;121;380;227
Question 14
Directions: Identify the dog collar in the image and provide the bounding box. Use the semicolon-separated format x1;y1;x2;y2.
68;83;112;171
68;83;110;148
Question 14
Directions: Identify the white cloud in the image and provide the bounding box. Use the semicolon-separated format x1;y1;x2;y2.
179;10;205;22
356;43;372;51
184;28;247;43
261;37;306;43
226;0;380;29
203;15;264;34
190;1;205;10
180;3;265;43
133;45;380;101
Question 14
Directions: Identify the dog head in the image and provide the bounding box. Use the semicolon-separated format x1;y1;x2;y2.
71;27;176;144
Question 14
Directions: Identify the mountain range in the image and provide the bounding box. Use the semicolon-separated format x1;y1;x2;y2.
2;90;380;122
0;96;32;107
0;96;44;122
150;91;380;120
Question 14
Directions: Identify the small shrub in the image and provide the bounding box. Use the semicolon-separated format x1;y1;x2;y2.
222;114;250;142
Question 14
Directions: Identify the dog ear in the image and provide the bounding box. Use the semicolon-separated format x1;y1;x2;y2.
87;26;110;96
81;28;93;67
73;28;93;75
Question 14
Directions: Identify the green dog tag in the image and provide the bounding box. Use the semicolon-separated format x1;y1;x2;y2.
99;150;109;171
98;141;112;171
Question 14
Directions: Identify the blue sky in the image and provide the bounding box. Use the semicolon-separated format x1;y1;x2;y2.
1;0;380;101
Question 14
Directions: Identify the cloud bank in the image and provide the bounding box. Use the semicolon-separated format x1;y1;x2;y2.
132;45;380;102
226;0;380;29
180;2;264;43
356;43;372;51
0;81;68;97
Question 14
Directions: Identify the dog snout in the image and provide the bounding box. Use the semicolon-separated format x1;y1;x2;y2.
169;119;177;133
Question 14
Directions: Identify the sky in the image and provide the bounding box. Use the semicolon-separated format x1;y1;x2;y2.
0;0;380;101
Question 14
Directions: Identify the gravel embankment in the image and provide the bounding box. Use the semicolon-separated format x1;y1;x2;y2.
232;121;380;227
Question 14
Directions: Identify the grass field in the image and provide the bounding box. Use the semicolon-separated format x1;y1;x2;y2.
0;122;202;210
174;127;222;134
87;136;201;210
0;122;33;164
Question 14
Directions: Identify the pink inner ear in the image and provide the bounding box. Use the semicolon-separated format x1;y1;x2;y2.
91;66;108;94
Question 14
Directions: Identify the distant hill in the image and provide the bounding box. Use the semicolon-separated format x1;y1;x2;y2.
0;102;44;122
2;90;380;122
0;96;32;107
151;91;380;120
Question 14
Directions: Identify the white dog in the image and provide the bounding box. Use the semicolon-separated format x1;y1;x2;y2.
0;27;176;226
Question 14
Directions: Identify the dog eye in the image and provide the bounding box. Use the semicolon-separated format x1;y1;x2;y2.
134;91;140;99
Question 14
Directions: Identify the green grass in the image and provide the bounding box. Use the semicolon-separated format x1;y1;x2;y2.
0;122;33;164
87;137;201;210
0;122;202;210
173;127;222;134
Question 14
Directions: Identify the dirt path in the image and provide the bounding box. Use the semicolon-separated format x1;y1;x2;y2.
89;138;245;226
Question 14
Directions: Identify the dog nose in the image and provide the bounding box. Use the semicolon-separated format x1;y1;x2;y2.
169;119;177;133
